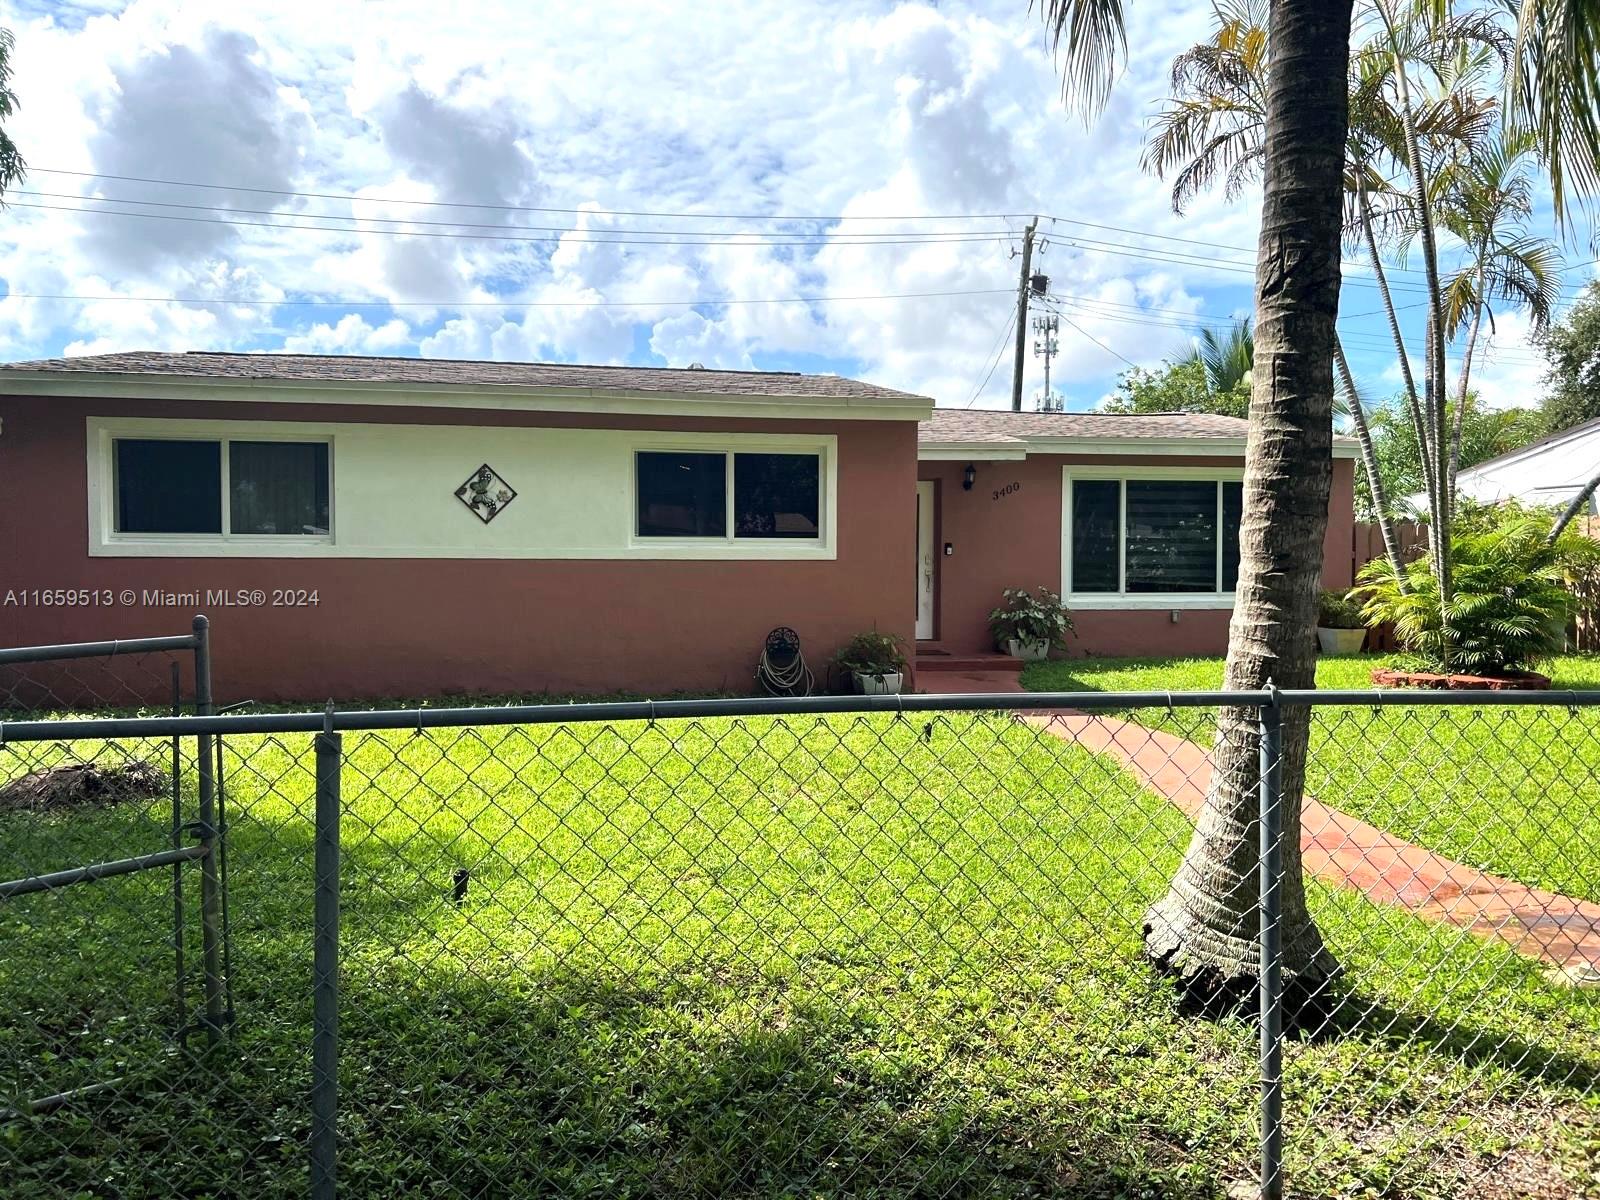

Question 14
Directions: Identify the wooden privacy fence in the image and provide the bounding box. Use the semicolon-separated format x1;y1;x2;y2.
1352;517;1600;653
1350;521;1426;653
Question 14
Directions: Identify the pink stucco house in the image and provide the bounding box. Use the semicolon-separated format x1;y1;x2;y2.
0;352;1356;700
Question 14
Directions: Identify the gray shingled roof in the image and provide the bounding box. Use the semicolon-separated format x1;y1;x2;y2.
0;351;930;403
919;408;1252;444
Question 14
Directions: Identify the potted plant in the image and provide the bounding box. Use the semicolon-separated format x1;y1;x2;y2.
1315;589;1368;655
988;586;1076;661
832;631;909;695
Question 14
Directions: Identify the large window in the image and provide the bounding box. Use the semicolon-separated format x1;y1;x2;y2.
113;436;330;538
1066;473;1243;600
636;449;821;541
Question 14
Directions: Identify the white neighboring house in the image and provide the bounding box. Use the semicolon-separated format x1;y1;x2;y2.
1422;417;1600;514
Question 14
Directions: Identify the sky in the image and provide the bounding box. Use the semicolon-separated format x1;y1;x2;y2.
0;0;1589;412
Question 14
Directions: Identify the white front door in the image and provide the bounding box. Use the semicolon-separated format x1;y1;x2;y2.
916;481;935;639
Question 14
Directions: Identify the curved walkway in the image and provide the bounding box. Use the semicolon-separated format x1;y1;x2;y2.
1026;711;1600;983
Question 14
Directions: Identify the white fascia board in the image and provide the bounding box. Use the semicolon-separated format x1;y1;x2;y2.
0;372;933;422
917;443;1029;461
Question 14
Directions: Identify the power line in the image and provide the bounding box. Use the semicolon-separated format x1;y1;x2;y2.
964;307;1020;408
0;286;1014;309
12;193;1558;308
8;201;1017;249
13;189;1018;240
12;195;1449;300
1038;293;1546;363
24;166;1026;223
20;165;1584;294
1041;214;1435;281
1069;308;1542;363
1055;311;1140;369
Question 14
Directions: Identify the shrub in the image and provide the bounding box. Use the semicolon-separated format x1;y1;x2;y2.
1352;506;1589;674
1316;590;1366;629
832;631;908;680
987;586;1077;650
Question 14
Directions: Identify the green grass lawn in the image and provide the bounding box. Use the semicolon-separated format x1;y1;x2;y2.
1022;655;1600;903
2;710;1597;1198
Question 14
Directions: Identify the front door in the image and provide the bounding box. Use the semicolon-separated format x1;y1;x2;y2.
916;481;935;639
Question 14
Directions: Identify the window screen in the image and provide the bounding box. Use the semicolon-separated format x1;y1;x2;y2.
734;453;819;539
115;439;222;534
636;452;727;537
230;442;330;535
1125;480;1219;593
1071;479;1120;592
1221;481;1243;591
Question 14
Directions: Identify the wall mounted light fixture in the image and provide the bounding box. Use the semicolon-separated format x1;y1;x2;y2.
962;463;976;491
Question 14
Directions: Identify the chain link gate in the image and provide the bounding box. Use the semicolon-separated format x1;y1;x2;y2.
0;620;235;1140
1;682;1597;1198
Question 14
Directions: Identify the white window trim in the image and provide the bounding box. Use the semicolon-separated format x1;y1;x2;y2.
88;418;838;561
626;431;837;559
1061;465;1244;610
90;417;336;557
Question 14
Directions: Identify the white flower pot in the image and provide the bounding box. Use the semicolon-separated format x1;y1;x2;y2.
1316;626;1367;655
855;671;904;695
1005;638;1051;662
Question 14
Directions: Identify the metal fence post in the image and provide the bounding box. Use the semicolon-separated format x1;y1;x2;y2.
169;663;187;1036
192;615;225;1042
1258;684;1285;1200
312;710;342;1200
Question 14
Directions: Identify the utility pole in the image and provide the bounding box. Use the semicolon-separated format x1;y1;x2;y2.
1009;216;1039;412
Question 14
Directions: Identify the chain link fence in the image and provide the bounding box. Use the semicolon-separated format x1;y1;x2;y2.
1;662;1597;1198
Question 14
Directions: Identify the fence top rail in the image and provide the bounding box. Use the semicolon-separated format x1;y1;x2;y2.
1;685;1598;743
0;631;200;667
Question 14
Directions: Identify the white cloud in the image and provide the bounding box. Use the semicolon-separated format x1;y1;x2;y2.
9;0;1556;415
280;313;411;354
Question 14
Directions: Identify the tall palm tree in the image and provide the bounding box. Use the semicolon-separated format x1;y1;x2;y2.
1430;130;1562;487
1046;0;1353;1009
1144;2;1403;567
1042;0;1600;1009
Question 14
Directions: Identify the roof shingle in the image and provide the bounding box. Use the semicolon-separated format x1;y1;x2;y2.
919;408;1252;444
0;351;930;403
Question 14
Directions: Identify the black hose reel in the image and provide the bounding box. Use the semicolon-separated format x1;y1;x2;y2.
756;626;814;696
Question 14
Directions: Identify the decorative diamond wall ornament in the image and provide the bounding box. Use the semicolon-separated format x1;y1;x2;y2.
455;464;517;524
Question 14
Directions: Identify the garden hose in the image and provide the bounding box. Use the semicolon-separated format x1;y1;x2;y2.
756;626;814;696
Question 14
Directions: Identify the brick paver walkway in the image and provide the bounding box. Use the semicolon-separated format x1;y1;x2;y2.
1024;711;1600;981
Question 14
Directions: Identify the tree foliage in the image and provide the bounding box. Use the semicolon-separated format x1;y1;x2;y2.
1535;279;1600;434
0;29;23;199
1358;393;1543;519
1102;356;1251;418
1352;502;1598;673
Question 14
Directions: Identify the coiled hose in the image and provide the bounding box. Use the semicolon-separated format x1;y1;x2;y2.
756;626;814;696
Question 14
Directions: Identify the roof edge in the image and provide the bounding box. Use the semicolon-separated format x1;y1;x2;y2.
0;370;934;421
1454;415;1600;480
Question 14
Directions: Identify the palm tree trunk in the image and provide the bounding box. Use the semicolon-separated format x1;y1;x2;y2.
1334;338;1406;582
1356;174;1437;526
1379;6;1451;606
1144;0;1348;1013
1549;470;1600;544
1448;293;1486;521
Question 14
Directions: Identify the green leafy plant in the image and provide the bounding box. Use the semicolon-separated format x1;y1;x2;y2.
988;587;1077;651
1352;506;1592;675
831;631;908;681
1316;590;1366;630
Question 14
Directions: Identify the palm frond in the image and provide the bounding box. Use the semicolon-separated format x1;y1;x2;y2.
1510;0;1600;227
1038;0;1129;118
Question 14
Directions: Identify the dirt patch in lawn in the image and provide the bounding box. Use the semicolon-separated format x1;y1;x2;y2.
0;761;167;813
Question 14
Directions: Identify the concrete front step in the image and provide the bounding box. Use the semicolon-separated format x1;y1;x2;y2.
914;651;1025;674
